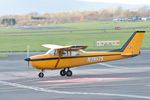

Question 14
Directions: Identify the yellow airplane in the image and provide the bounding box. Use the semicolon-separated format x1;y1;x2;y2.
25;31;145;78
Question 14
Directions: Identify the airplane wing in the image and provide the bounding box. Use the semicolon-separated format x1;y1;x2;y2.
42;44;87;51
42;44;70;49
69;45;88;50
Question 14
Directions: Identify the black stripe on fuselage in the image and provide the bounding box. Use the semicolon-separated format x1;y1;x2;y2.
29;54;121;61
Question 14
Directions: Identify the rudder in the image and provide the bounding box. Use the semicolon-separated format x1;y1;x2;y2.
121;31;145;56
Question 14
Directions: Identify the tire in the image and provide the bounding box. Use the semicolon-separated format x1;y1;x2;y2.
38;72;44;78
66;70;72;77
60;70;66;76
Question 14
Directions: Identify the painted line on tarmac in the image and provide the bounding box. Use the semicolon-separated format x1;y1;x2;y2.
0;81;150;100
98;63;128;69
40;77;131;83
145;84;150;87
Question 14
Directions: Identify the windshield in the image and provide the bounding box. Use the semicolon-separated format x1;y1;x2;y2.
46;49;56;56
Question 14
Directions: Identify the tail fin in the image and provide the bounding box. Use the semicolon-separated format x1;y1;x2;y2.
121;31;145;56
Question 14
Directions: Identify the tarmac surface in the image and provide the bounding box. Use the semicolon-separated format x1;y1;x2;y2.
0;50;150;100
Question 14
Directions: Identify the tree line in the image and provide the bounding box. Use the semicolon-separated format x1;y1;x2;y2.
0;6;149;26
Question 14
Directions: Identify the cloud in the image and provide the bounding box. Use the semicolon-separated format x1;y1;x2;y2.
79;0;150;5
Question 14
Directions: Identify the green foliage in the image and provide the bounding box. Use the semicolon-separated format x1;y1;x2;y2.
0;54;8;58
0;21;149;52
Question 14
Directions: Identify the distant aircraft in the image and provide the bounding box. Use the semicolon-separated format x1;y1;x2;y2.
25;31;145;78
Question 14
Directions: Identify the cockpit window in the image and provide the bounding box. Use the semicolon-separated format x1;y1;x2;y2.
46;49;56;56
46;49;85;56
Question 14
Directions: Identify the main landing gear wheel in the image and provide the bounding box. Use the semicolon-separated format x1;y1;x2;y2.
60;69;66;76
60;68;73;77
38;72;44;78
66;70;72;77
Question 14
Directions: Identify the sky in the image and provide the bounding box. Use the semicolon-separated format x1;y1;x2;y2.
81;0;150;5
0;0;149;15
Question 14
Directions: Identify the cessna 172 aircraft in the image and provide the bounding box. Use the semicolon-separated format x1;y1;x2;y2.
25;31;145;78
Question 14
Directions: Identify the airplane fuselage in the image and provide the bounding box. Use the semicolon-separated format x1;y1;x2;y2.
30;51;133;70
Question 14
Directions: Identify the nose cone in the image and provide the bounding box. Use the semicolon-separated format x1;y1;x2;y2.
24;58;31;61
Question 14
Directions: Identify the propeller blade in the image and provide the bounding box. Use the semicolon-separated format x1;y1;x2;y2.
26;45;30;69
27;45;30;58
24;58;30;69
28;61;29;68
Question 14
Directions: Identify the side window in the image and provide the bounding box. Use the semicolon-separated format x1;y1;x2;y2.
61;50;80;56
71;51;80;56
62;50;67;56
46;49;81;56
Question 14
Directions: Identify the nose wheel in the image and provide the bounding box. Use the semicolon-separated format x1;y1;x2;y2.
60;68;72;77
38;72;44;78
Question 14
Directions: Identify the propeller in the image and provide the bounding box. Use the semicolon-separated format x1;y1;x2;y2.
24;45;30;68
27;45;30;58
